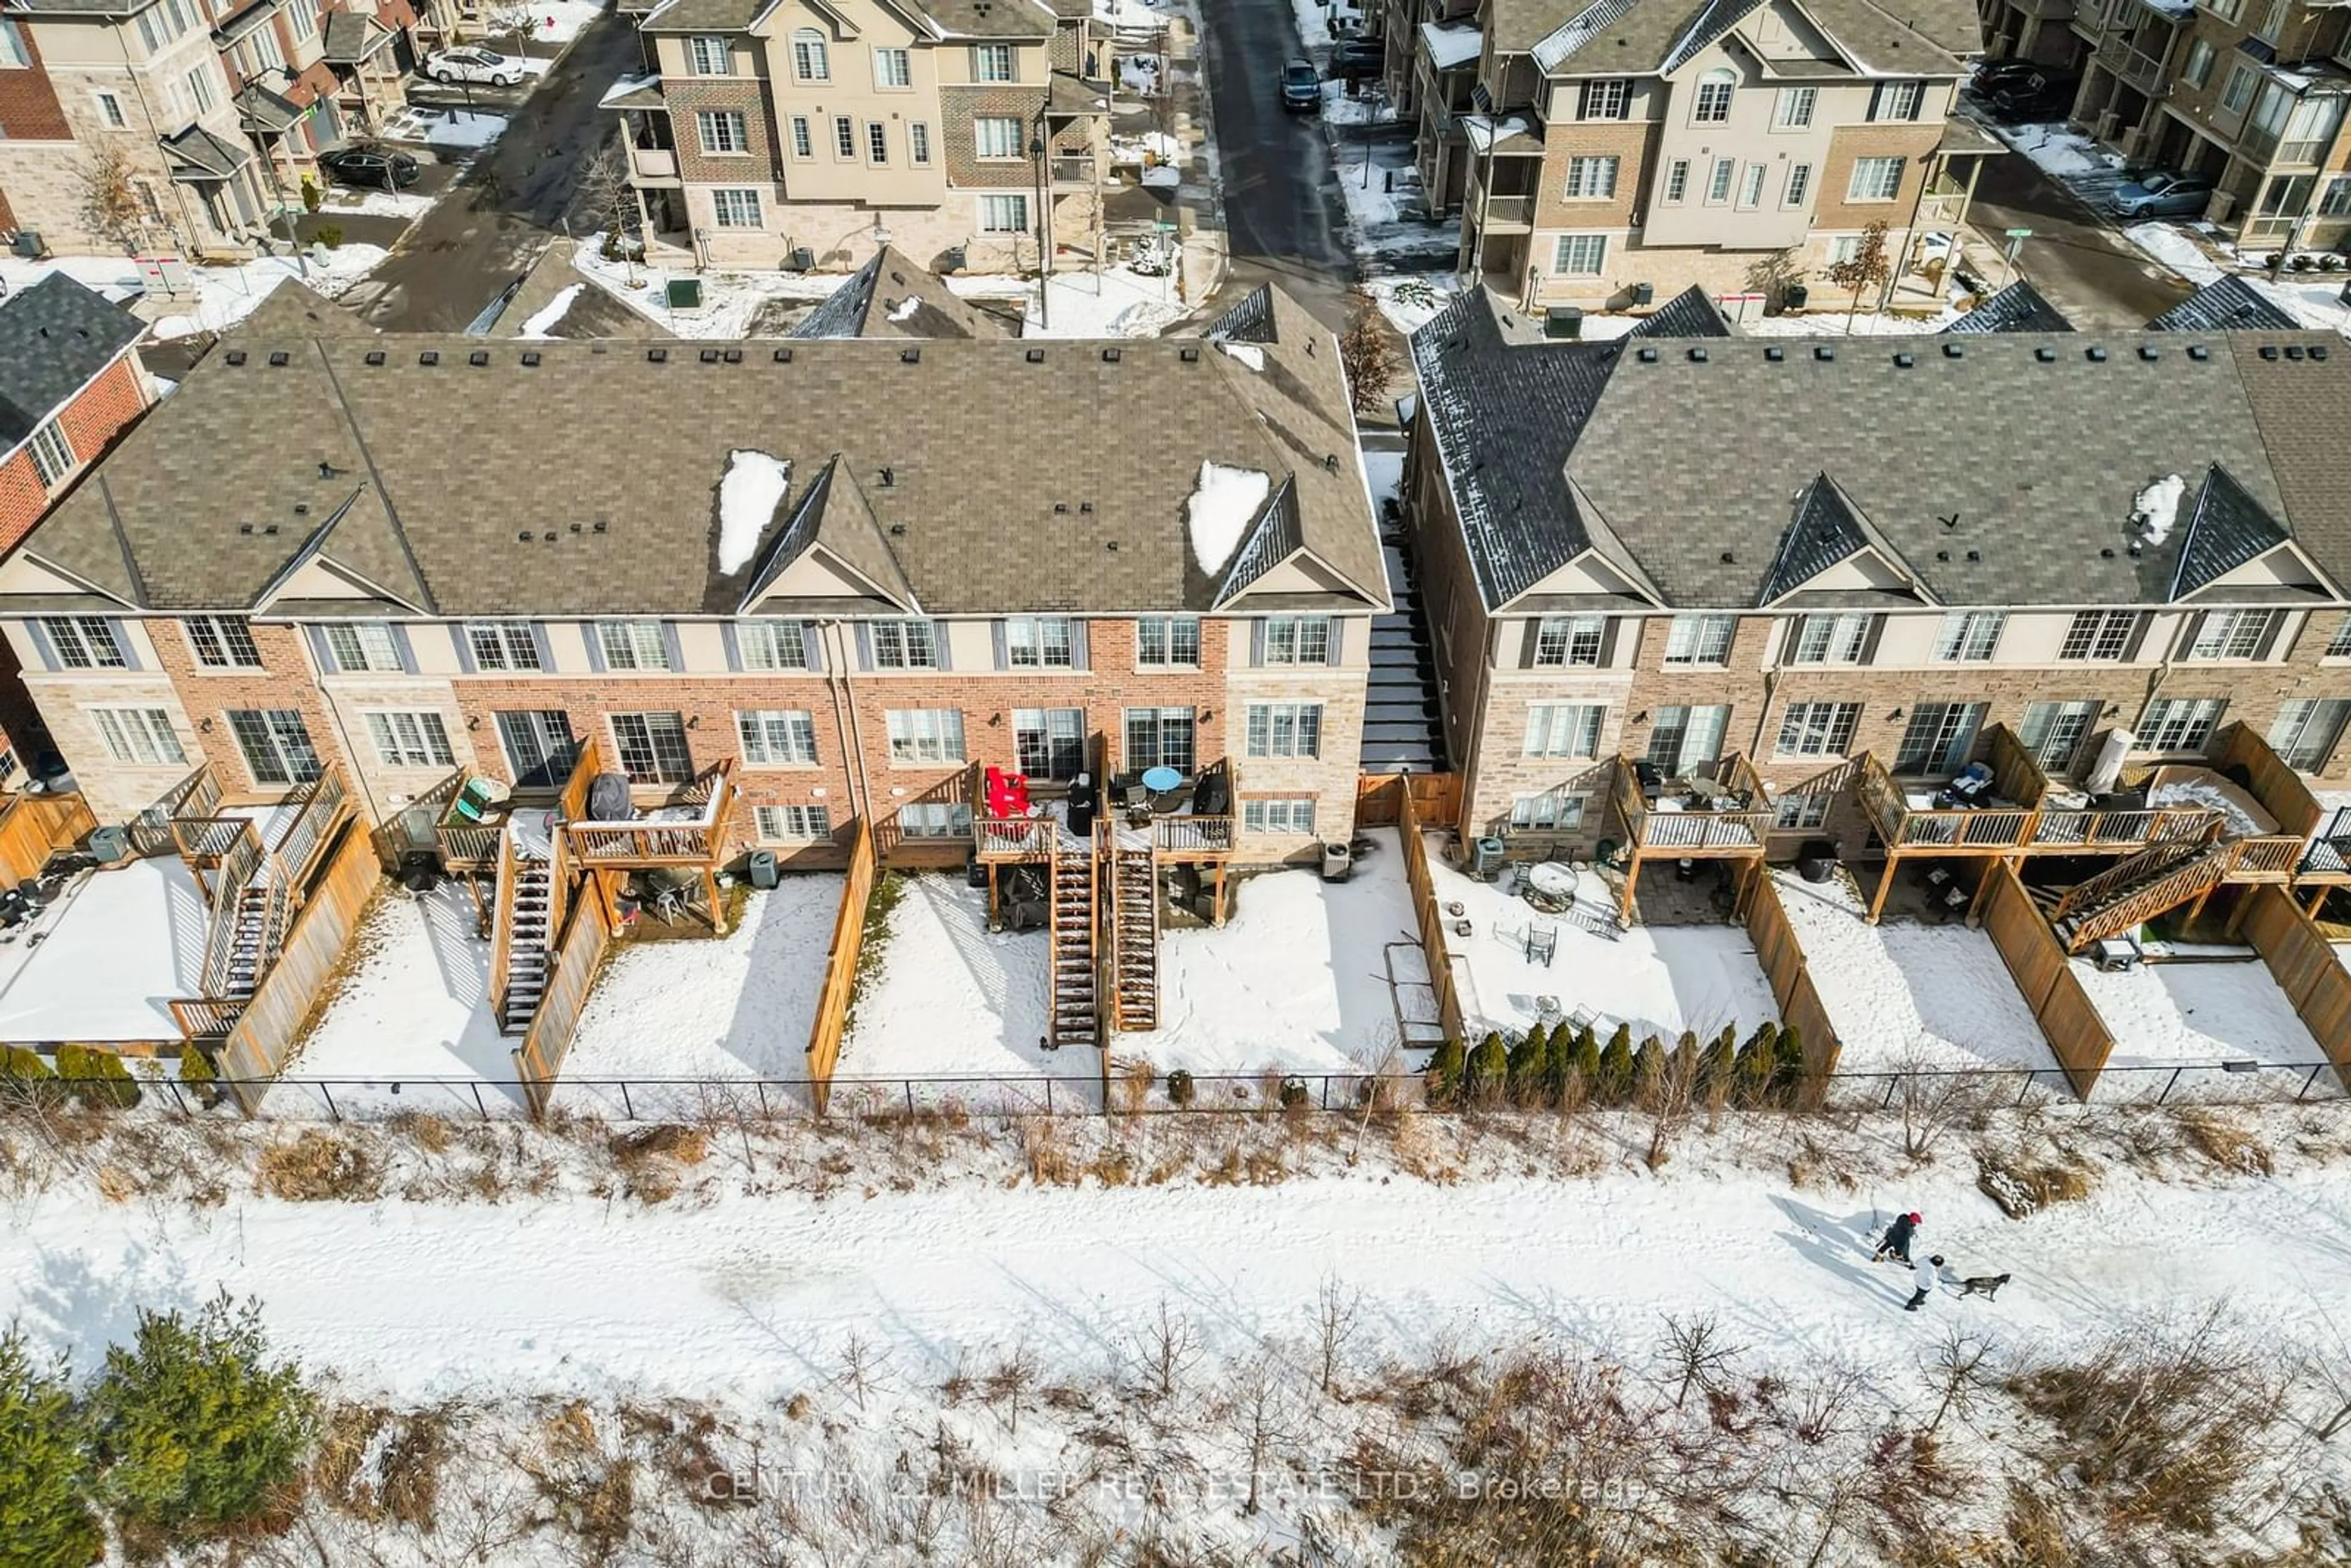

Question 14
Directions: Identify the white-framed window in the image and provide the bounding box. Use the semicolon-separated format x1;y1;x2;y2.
736;710;818;766
874;45;911;88
1663;159;1690;203
1243;798;1318;834
975;116;1024;157
1932;610;2004;662
711;187;763;227
2186;608;2278;660
1578;78;1629;119
596;618;670;671
738;619;808;670
756;804;833;841
790;116;814;159
2181;37;2214;89
2208;0;2245;21
1826;233;1864;266
466;621;541;671
1788;612;1870;665
696;110;749;154
2219;63;2257;116
1847;156;1905;201
792;29;828;80
869;619;937;669
1773;793;1830;830
1646;705;1728;775
1692;67;1734;122
833;116;856;159
1509;790;1586;831
1738;162;1766;209
2270;699;2350;770
227;708;322;786
1534;614;1604;667
1663;613;1735;667
895;801;970;838
1564;154;1618;198
2139;697;2224;753
866;121;888;163
978;193;1029;233
1246;702;1323;759
187;66;217;114
0;15;31;65
1524;702;1605;759
1868;80;1924;122
885;708;966;764
322;621;402;674
910;122;932;164
42;617;125;670
2325;612;2351;659
495;710;577;789
1553;233;1608;275
2019;700;2098;773
609;711;693;784
2320;175;2351;217
90;707;184;767
1708;156;1736;203
1775;700;1861;759
688;35;729;74
1261;614;1332;665
27;421;74;487
973;43;1014;81
1775;86;1815;128
95;90;127;127
1125;707;1195;771
1013;707;1084;779
364;710;456;768
1783;162;1812;206
1136;615;1199;667
1006;615;1074;667
1894;701;1984;775
184;615;261;669
2058;609;2139;661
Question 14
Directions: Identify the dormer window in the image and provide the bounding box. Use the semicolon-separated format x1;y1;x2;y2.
1693;68;1735;124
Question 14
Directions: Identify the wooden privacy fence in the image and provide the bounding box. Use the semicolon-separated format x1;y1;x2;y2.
1357;773;1462;832
806;818;879;1115
0;791;96;884
210;822;380;1115
2234;885;2351;1091
1978;861;2113;1097
1742;871;1842;1076
1395;785;1468;1046
511;890;615;1118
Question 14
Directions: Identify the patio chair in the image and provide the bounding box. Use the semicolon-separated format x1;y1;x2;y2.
451;793;488;825
1525;922;1558;967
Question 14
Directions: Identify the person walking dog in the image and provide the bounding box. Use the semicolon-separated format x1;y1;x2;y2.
1905;1254;1946;1312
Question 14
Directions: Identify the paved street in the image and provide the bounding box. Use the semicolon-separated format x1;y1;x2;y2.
1191;0;1357;329
340;15;642;331
1967;135;2193;331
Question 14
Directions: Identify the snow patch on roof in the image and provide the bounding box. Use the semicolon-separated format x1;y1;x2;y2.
2132;473;2186;547
887;294;921;323
1460;114;1533;154
1186;460;1271;573
1420;18;1482;68
1218;341;1265;372
517;283;583;340
1531;0;1637;72
718;449;792;574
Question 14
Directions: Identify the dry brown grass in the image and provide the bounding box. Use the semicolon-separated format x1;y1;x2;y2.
256;1129;384;1202
2173;1109;2275;1176
1975;1139;2099;1219
1019;1117;1080;1185
524;1402;637;1564
605;1125;708;1203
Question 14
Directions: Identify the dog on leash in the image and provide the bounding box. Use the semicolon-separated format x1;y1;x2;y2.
1959;1273;2011;1300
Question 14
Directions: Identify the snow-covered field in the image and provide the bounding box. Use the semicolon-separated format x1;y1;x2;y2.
834;874;1061;1092
1774;871;2057;1074
2078;958;2328;1090
1425;838;1780;1043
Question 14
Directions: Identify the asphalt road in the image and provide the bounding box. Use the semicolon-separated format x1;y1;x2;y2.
1966;133;2192;331
341;16;642;331
1191;0;1357;329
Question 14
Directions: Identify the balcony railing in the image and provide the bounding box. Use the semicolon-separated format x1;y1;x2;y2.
1472;192;1532;230
558;741;737;867
1613;754;1775;856
1050;156;1097;185
2099;40;2169;94
629;146;678;179
1153;815;1234;855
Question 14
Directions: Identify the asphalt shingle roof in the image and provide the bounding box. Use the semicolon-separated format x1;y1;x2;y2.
1627;284;1732;338
1943;279;2073;335
0;276;145;451
2146;275;2300;333
1510;0;1977;73
787;246;1008;340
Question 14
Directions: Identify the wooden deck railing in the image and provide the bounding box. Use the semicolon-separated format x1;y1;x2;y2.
564;760;736;866
975;816;1056;860
1616;754;1775;854
167;996;247;1043
2028;805;2217;849
1397;784;1468;1047
487;825;519;1026
196;831;264;997
2227;835;2304;880
1153;814;1234;855
268;769;348;891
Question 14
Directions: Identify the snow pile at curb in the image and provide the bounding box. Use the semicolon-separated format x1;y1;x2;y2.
1185;461;1270;572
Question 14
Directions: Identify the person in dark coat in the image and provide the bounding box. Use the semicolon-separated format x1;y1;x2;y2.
1874;1212;1921;1264
1065;772;1098;837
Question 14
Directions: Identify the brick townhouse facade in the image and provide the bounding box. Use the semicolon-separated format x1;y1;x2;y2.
0;285;1387;867
612;0;1109;272
1404;285;2351;853
1380;0;1998;313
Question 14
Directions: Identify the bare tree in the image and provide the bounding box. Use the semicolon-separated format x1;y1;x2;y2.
1640;1033;1705;1170
1226;1351;1299;1515
1655;1311;1745;1411
1311;1272;1363;1396
1923;1328;1995;1440
77;142;154;253
833;1331;885;1413
1338;288;1398;413
488;1;539;53
574;140;644;282
1132;1299;1203;1403
2301;1300;2351;1442
1893;1049;1997;1161
1824;221;1891;336
981;1341;1041;1438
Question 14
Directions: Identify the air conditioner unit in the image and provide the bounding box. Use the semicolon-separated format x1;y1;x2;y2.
2094;111;2120;141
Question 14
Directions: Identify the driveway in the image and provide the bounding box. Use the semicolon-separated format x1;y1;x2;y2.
1190;0;1356;329
1967;137;2192;330
339;12;642;331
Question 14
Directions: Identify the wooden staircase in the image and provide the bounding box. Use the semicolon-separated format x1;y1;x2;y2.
218;880;288;1000
2051;838;2235;951
491;822;564;1036
1111;841;1159;1029
1048;842;1100;1051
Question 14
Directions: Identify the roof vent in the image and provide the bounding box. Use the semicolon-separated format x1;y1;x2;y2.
1687;346;1708;363
591;519;607;533
364;351;386;366
1636;346;1658;362
2314;345;2332;361
1813;345;1834;361
1325;454;1341;471
2138;345;2159;361
647;348;667;363
263;523;278;535
239;523;253;535
888;522;907;536
517;530;531;542
2086;346;2108;362
699;348;721;364
1054;501;1068;514
521;351;542;367
293;503;308;515
2186;344;2211;361
1079;501;1093;514
773;347;793;362
1101;348;1121;362
568;522;582;533
224;350;247;366
1942;343;1963;359
1719;550;1735;564
1965;549;1981;561
2285;344;2307;361
317;460;343;480
1935;549;1949;561
419;351;439;366
2101;547;2116;558
902;348;920;363
1764;345;1785;362
469;350;490;367
724;348;743;364
267;351;290;367
879;465;896;487
1180;346;1200;362
542;531;556;542
2034;347;2057;362
1026;348;1046;362
2128;542;2142;557
2260;345;2281;361
1893;351;1914;367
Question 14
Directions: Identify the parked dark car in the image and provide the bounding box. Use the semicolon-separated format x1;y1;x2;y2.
1982;69;2080;121
1971;57;2057;95
1281;58;1321;111
318;144;421;190
2110;168;2218;219
1330;38;1385;78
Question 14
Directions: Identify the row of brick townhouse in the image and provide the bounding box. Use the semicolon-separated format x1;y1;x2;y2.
1403;282;2351;865
0;284;1388;868
1374;0;2002;312
0;0;443;258
609;0;1111;272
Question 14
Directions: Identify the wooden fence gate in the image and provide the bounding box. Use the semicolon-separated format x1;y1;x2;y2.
1358;773;1462;833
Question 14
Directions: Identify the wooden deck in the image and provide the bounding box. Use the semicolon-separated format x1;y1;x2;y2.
1607;753;1774;923
972;756;1239;866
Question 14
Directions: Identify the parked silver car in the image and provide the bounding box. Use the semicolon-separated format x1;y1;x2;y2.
2110;170;2217;220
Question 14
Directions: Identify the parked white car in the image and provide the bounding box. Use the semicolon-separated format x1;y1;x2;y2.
422;47;525;87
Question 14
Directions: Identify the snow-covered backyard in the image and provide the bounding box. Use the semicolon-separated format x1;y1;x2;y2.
1774;870;2057;1075
0;857;205;1045
2077;957;2330;1097
1424;839;1780;1044
833;874;1061;1093
0;244;386;341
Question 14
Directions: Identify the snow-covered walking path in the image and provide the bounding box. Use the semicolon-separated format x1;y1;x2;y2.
8;1153;2349;1411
